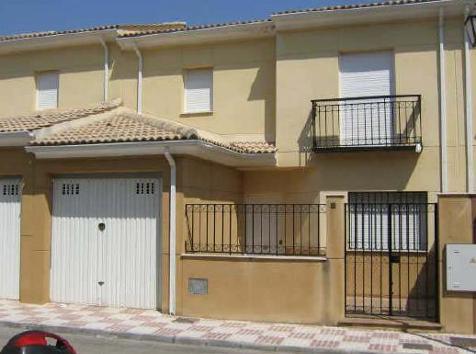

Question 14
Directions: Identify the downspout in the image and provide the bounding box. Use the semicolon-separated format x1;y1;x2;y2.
99;38;109;102
464;6;474;193
133;44;143;114
164;150;176;315
439;8;448;193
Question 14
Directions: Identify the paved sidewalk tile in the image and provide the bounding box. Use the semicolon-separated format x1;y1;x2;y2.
0;299;475;353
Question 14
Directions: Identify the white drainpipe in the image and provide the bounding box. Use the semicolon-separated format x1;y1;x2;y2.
99;38;109;102
164;150;176;315
439;8;448;193
464;6;474;193
133;45;143;114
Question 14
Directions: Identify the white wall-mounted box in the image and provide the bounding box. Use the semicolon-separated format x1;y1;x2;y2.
446;244;476;292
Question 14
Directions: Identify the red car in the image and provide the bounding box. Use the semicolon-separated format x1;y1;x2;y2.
1;331;77;354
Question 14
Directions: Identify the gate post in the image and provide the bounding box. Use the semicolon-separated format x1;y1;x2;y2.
438;194;476;334
325;195;346;324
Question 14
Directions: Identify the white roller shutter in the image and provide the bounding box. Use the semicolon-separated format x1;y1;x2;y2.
37;72;59;110
184;68;213;113
51;177;160;309
348;192;427;251
0;178;21;300
339;52;395;145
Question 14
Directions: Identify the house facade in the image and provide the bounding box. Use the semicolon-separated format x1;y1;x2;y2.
0;0;475;334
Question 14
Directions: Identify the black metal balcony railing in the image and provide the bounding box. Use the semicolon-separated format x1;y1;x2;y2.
185;204;325;257
311;95;422;151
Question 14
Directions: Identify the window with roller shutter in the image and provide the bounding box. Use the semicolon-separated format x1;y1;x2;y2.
184;68;213;113
339;52;395;146
36;71;59;110
347;192;428;252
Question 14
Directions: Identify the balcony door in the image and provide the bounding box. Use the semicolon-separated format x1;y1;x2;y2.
339;51;395;146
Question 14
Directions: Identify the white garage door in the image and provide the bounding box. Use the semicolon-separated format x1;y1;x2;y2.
339;51;395;145
0;178;21;300
51;177;160;309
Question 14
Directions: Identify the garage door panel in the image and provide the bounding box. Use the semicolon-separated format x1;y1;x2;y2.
51;179;101;305
101;178;158;309
0;178;21;300
51;177;159;309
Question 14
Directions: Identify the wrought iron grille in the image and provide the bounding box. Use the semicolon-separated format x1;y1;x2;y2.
312;95;422;151
345;198;438;320
185;204;325;257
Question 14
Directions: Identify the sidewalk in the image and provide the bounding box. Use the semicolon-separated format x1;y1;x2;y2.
0;300;474;353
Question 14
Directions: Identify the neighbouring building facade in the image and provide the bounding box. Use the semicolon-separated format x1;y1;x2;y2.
0;0;475;334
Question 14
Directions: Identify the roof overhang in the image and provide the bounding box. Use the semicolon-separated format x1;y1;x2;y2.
0;131;34;146
0;29;117;55
117;22;274;50
25;140;277;168
271;0;472;31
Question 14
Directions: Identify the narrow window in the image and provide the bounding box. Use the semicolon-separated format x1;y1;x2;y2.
339;51;395;146
347;192;428;252
184;68;213;113
37;71;59;110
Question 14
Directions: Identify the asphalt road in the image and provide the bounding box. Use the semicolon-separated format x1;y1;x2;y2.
0;326;294;354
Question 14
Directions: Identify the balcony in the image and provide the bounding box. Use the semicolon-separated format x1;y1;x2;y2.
311;95;422;152
185;204;326;257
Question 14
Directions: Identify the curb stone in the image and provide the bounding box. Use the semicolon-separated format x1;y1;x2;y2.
0;321;381;354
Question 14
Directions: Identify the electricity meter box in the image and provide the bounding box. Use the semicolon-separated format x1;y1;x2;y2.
446;244;476;292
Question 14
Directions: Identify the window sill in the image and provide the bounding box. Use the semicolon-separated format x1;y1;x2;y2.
180;111;214;118
181;253;327;262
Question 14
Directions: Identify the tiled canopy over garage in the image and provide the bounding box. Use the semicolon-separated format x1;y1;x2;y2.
0;100;276;154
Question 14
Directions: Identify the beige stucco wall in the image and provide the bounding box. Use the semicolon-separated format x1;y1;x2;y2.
242;151;439;205
179;257;341;323
178;196;345;324
438;195;476;334
275;18;468;194
0;12;476;329
1;150;475;330
0;150;172;308
0;151;241;312
108;39;276;141
0;44;105;116
0;17;472;192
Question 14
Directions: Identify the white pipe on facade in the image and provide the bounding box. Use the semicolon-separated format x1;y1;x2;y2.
99;39;109;102
133;45;143;114
439;8;448;193
464;6;474;193
164;150;176;315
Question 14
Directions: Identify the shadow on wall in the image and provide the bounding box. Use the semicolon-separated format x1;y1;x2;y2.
297;109;315;166
293;103;422;191
185;204;325;256
345;246;438;320
248;65;276;144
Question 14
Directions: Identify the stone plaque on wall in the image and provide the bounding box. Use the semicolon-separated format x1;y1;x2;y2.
188;278;208;295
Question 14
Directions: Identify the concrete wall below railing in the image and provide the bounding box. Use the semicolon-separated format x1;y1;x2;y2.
177;196;346;324
438;195;476;334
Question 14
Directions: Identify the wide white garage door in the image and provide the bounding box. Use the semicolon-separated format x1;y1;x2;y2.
0;178;21;300
51;177;160;309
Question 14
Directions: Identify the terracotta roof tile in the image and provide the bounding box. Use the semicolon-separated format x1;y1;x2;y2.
0;100;121;133
273;0;442;15
117;19;272;38
0;0;446;43
0;23;187;43
0;25;119;42
32;110;276;154
34;113;195;145
229;141;277;154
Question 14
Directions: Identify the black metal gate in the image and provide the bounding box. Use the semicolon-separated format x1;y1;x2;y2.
344;193;438;320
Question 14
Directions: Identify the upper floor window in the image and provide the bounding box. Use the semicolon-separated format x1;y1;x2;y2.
36;71;59;110
184;68;213;114
339;51;395;145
